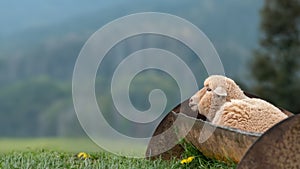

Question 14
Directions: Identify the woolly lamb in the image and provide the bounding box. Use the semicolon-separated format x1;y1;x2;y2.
189;75;288;133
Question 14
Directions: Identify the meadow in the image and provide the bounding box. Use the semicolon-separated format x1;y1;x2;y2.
0;138;236;169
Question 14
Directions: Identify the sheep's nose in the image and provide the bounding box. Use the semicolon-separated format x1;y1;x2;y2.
189;98;193;103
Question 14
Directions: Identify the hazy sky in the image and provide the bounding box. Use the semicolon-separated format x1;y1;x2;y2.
0;0;262;37
0;1;120;36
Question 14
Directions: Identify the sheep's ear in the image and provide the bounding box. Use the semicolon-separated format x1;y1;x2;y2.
213;87;227;97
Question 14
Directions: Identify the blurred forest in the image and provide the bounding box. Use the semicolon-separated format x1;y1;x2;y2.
4;0;297;137
251;0;300;113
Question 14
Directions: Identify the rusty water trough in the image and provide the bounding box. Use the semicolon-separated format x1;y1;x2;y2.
146;92;296;165
237;113;300;169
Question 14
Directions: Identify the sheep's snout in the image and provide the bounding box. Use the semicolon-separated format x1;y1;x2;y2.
189;88;206;112
189;97;194;104
189;95;198;111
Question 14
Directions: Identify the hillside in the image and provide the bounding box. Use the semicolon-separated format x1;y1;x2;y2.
0;0;263;136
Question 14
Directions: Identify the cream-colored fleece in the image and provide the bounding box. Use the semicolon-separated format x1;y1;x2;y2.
189;75;288;133
212;98;287;133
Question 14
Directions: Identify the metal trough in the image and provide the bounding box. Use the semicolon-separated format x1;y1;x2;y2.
146;93;295;164
237;114;300;168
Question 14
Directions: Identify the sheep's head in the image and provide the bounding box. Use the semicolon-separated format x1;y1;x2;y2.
189;75;245;121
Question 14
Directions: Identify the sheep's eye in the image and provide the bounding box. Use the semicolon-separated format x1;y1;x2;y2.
206;87;212;92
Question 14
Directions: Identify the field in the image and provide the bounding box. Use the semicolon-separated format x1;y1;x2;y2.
0;138;236;169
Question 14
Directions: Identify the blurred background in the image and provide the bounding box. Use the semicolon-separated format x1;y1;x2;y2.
0;0;299;149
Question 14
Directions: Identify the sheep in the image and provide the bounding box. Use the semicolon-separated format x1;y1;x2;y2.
189;75;288;133
189;75;247;121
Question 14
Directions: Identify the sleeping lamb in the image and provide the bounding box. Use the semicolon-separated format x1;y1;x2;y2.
189;75;288;133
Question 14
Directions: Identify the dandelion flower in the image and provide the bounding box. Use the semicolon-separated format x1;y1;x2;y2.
180;156;195;164
77;152;90;159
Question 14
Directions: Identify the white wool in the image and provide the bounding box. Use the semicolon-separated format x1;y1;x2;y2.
189;75;288;133
212;98;288;133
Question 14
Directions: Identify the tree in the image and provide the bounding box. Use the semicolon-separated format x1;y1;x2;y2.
0;76;71;136
251;0;300;113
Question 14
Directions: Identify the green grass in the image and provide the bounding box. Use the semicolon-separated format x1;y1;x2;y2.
0;138;236;169
0;138;102;153
0;138;147;155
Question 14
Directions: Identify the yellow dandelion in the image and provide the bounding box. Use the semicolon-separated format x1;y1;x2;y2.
77;152;90;159
180;156;195;164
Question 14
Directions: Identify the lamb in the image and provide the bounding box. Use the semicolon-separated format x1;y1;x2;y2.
189;75;288;133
